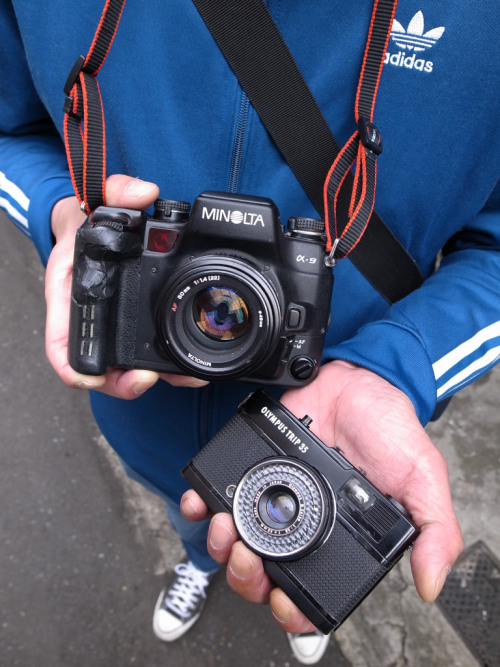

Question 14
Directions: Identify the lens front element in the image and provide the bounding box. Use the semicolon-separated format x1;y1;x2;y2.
266;490;297;525
193;286;251;341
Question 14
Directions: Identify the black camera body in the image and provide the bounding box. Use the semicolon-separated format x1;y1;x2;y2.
182;390;419;634
68;191;333;386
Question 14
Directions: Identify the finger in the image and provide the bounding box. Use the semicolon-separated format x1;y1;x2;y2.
180;489;212;522
45;257;159;399
94;368;160;400
105;174;159;209
410;517;463;602
207;513;239;565
402;447;464;602
270;588;317;634
158;373;210;388
226;541;274;604
46;177;161;395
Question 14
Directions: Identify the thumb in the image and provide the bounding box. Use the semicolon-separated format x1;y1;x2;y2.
403;446;464;602
105;174;159;209
410;517;463;602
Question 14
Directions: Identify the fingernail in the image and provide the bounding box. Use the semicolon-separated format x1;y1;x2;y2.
75;378;104;390
228;549;255;580
183;378;210;388
271;603;292;625
125;178;157;198
133;381;151;396
209;519;235;553
180;494;197;519
434;564;452;599
133;371;157;395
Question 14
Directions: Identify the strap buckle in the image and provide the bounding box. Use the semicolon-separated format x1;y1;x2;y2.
63;55;86;115
325;238;340;268
357;116;382;155
64;55;86;95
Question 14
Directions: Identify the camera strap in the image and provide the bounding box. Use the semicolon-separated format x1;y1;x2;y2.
192;0;423;302
62;0;424;303
63;0;126;214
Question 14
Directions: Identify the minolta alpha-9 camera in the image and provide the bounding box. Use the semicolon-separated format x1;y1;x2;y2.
182;390;419;634
68;191;333;386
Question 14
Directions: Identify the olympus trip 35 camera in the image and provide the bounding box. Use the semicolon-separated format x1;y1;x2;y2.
182;390;419;634
68;191;333;386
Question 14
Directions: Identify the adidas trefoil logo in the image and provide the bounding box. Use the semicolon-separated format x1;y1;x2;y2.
391;11;445;53
385;11;445;73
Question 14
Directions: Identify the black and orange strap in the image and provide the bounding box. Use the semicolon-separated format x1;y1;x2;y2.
63;0;424;302
323;0;398;266
63;0;126;214
192;0;423;302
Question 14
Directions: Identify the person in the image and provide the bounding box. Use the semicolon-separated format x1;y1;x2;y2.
1;1;498;664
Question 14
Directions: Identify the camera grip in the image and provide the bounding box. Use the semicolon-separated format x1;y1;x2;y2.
67;212;145;375
68;228;122;375
68;295;109;375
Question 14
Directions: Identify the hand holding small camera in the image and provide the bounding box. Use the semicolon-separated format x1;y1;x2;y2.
181;360;464;633
46;174;208;398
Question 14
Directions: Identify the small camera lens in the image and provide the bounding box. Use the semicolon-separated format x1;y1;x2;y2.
193;286;251;341
266;491;297;525
233;458;336;560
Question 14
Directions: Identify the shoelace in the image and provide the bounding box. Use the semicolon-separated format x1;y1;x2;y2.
165;562;212;619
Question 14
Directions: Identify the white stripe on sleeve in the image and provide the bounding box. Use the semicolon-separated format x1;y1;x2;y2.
436;345;500;398
432;321;500;380
0;195;29;228
0;171;30;210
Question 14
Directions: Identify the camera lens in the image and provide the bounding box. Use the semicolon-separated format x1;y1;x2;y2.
156;257;281;380
233;458;335;560
266;491;297;525
193;286;251;341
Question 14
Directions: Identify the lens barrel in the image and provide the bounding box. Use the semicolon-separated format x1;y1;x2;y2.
156;256;281;379
232;458;335;560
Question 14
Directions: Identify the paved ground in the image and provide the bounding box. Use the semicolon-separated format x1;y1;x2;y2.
1;215;499;666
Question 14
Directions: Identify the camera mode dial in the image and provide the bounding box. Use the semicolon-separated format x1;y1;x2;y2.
153;198;191;221
288;217;325;239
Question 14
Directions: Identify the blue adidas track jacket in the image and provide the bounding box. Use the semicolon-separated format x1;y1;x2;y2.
1;1;499;501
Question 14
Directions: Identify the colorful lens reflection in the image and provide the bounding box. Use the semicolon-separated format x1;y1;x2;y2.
193;286;251;341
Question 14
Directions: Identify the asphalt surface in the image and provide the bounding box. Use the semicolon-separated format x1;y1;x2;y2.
1;214;499;666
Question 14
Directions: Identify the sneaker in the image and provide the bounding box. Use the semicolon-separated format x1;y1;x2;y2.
287;630;330;664
152;560;217;642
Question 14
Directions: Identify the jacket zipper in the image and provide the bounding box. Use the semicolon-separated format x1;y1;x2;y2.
198;94;250;443
227;90;250;193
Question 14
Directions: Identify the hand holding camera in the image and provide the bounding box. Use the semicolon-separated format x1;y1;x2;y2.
181;361;464;634
46;175;207;399
67;189;333;387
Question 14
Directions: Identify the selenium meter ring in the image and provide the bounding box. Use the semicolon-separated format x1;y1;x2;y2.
156;256;282;380
232;458;336;560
